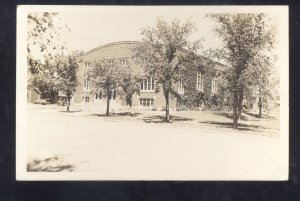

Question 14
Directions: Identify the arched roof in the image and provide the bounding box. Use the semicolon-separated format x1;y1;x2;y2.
80;40;227;71
81;41;138;62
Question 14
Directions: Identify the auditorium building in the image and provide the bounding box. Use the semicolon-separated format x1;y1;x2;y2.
72;41;227;110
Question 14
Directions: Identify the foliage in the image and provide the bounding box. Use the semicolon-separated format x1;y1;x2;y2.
55;53;80;112
134;17;200;121
208;13;276;128
29;58;58;103
86;61;124;116
118;63;143;107
27;12;69;74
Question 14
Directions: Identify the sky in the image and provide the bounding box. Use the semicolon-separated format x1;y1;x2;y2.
24;5;287;70
55;7;223;54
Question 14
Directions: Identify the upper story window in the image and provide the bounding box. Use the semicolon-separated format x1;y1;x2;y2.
196;72;204;91
107;60;113;66
211;79;218;94
120;59;128;67
85;63;90;68
83;79;89;90
140;77;155;91
178;77;184;94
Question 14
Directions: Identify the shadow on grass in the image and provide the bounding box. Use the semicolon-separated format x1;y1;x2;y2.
212;112;249;121
198;121;267;131
27;156;74;172
60;110;81;113
243;112;276;120
143;115;194;123
92;112;142;117
212;111;275;121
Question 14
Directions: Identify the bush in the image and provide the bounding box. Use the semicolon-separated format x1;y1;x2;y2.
176;105;189;111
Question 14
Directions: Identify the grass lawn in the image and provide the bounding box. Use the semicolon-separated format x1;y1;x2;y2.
28;103;279;136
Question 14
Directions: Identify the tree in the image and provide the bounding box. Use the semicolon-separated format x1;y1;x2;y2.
208;13;276;128
243;56;279;117
119;65;142;107
134;17;200;121
86;61;123;116
27;12;69;74
55;54;80;112
29;58;58;103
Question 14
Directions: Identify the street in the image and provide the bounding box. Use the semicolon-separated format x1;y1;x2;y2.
26;106;286;180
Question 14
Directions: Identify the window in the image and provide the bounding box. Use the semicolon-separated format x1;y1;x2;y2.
83;79;89;90
211;79;218;94
196;72;204;91
120;59;128;66
85;97;89;102
85;63;90;68
95;91;102;99
140;78;155;91
178;77;184;94
109;90;116;100
107;60;113;66
139;98;154;107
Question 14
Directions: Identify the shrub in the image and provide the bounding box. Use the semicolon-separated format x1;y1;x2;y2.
176;105;189;111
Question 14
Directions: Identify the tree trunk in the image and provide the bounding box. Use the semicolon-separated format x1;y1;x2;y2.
258;96;262;118
129;94;133;108
165;90;170;122
233;90;239;129
106;88;110;116
237;89;244;120
127;94;133;108
67;96;70;112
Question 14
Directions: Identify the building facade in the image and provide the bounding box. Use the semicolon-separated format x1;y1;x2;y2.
73;41;227;110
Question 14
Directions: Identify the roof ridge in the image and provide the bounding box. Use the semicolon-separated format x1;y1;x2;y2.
84;41;138;56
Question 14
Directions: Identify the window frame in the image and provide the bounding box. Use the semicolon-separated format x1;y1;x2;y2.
196;72;204;91
178;77;184;94
211;78;218;94
140;77;155;92
139;98;154;107
83;79;89;91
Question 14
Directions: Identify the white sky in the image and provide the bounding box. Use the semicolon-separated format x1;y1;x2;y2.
56;7;223;53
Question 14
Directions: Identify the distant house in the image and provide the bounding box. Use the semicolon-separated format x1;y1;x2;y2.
73;41;227;110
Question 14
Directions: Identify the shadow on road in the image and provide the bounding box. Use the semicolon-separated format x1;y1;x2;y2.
27;156;74;172
143;115;194;123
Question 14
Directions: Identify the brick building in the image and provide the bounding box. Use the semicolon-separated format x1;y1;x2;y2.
73;41;227;110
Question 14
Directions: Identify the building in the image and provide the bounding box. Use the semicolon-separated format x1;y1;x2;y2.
73;41;227;110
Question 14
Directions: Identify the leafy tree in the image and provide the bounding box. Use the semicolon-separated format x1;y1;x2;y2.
208;13;276;128
29;58;58;103
134;17;200;121
119;64;143;107
55;54;80;112
27;12;69;74
86;61;123;116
